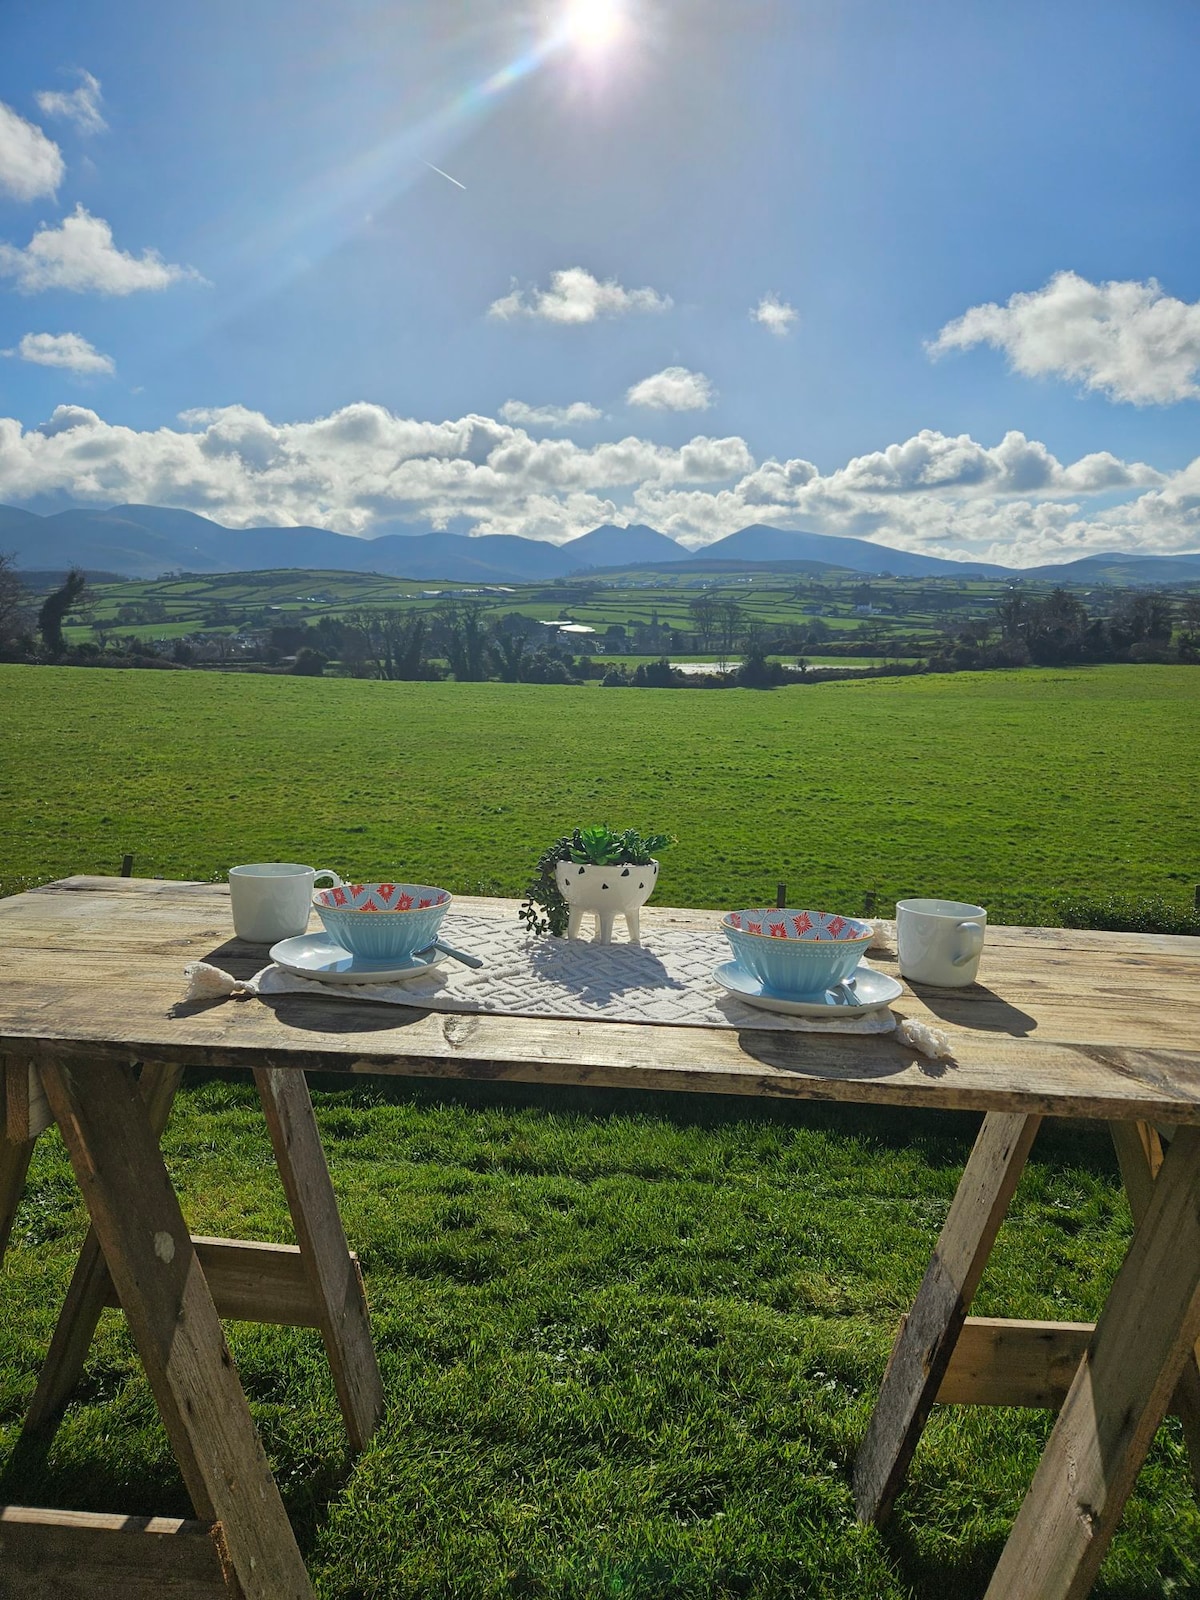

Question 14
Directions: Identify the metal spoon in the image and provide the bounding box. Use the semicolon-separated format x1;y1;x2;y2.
416;940;484;970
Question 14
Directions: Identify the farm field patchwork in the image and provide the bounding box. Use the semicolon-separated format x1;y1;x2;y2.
0;663;1195;921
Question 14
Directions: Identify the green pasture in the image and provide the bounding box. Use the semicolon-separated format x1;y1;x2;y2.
1;663;1195;921
52;564;1010;652
2;1080;1196;1598
2;662;1199;1597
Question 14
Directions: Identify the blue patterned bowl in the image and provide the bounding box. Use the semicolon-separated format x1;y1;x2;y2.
313;880;451;960
722;908;873;996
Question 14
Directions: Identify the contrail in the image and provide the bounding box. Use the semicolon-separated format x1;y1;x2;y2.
423;161;466;190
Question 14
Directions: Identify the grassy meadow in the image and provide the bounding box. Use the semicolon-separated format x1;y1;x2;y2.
2;661;1198;1598
1;661;1196;920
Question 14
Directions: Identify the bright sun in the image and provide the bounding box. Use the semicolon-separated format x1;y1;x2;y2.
561;0;626;55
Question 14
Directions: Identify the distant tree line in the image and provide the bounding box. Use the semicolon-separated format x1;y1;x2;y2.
2;557;1198;687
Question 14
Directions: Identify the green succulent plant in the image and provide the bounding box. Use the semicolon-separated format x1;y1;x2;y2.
519;826;674;936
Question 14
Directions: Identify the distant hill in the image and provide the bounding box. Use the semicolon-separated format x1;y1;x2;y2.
1013;550;1200;585
2;501;1196;585
563;522;687;571
695;524;1011;578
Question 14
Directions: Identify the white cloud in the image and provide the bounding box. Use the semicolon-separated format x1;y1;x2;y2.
488;266;671;323
626;366;716;411
751;293;798;337
4;331;114;375
36;71;106;136
929;270;1200;406
0;102;64;200
499;399;602;429
0;402;1192;568
0;205;204;294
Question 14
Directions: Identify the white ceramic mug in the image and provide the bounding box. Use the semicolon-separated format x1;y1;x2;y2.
896;898;987;987
228;864;338;943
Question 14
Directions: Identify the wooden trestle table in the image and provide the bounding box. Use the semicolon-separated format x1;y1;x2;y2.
1;877;1199;1599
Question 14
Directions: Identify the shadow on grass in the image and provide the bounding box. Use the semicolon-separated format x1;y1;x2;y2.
881;1512;1180;1600
0;1411;346;1561
184;1065;1123;1179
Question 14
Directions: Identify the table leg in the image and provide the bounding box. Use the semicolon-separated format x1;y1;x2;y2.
0;1137;35;1266
253;1068;384;1454
1111;1121;1200;1498
24;1064;184;1436
2;1058;53;1265
36;1054;314;1600
854;1111;1042;1525
983;1124;1200;1600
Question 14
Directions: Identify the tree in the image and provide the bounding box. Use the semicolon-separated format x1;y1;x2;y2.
343;608;428;680
995;592;1031;642
0;552;31;652
488;628;528;682
688;593;718;648
290;646;326;676
436;601;489;681
38;567;88;656
717;599;744;658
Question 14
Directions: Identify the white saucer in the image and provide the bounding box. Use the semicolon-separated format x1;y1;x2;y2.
269;932;448;986
713;960;904;1017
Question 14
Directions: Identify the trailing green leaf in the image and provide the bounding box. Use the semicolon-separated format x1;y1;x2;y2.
520;825;674;936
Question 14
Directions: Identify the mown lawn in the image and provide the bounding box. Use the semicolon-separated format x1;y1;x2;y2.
1;662;1197;922
2;1079;1197;1599
2;661;1197;1596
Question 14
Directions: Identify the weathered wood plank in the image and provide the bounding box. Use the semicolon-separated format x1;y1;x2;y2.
4;1061;52;1145
35;1056;313;1600
93;1237;323;1327
983;1125;1200;1600
937;1316;1198;1417
1111;1120;1200;1496
13;880;1198;958
937;1318;1093;1409
24;1065;185;1437
0;1135;36;1266
3;978;1200;1125
1;880;1199;1125
254;1067;383;1453
0;1505;230;1598
854;1112;1042;1525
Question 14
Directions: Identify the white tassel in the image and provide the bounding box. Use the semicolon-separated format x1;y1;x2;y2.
183;961;250;1001
894;1016;954;1059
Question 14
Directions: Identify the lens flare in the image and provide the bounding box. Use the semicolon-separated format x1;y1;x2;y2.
562;0;626;54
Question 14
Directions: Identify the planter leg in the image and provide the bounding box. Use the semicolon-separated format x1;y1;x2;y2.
625;909;641;944
597;912;615;944
567;908;584;939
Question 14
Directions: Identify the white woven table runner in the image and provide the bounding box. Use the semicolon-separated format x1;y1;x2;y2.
223;914;904;1037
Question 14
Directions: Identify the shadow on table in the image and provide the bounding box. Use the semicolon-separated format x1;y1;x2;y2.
734;1024;955;1081
905;981;1037;1037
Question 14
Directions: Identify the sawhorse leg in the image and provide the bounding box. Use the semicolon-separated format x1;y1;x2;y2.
27;1054;315;1599
22;1065;383;1454
854;1111;1042;1524
1111;1120;1200;1497
983;1124;1200;1599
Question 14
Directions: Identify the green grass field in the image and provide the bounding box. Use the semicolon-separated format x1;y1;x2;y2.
1;663;1196;921
3;1082;1198;1599
2;662;1198;1597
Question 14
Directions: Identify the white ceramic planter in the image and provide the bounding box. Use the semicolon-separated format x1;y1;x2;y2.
554;858;660;944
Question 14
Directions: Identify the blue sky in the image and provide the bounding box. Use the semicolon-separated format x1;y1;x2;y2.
1;0;1198;565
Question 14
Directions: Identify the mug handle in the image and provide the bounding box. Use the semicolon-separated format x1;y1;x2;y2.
953;920;985;967
312;869;342;895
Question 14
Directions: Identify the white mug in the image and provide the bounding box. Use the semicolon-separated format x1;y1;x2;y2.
896;898;987;987
229;864;338;943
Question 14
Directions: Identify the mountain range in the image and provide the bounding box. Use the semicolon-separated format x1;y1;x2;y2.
2;502;1198;585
